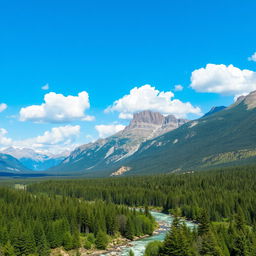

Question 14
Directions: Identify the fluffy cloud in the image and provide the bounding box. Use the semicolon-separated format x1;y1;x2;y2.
174;84;183;91
0;103;7;113
0;128;12;146
95;124;125;138
19;91;94;123
190;64;256;98
248;52;256;62
0;125;80;153
33;125;80;145
105;85;202;119
41;84;49;90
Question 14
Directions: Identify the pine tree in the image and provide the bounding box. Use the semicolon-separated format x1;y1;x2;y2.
198;209;210;236
33;222;49;256
160;219;194;256
125;218;134;240
63;232;73;251
95;230;108;250
72;229;81;249
200;231;224;256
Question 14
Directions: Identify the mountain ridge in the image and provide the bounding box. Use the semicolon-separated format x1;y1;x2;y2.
1;147;68;171
49;90;256;177
50;110;188;173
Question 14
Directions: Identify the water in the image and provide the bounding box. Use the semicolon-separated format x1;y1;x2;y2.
103;211;196;256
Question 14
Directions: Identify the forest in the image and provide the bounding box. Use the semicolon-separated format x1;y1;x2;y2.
1;164;256;255
0;187;154;256
29;165;256;224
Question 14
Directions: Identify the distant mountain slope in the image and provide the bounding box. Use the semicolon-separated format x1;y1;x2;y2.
0;153;29;173
50;111;188;173
1;147;68;170
203;106;226;117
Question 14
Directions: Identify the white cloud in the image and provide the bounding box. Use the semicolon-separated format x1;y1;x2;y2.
95;124;125;138
41;84;49;90
19;91;94;123
0;128;12;146
0;103;7;113
190;64;256;98
174;84;183;91
248;52;256;62
33;125;80;145
105;84;202;119
0;125;81;153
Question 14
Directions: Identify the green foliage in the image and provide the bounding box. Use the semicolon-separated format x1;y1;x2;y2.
83;239;92;250
28;165;256;226
3;164;256;255
1;241;16;256
160;218;195;256
199;231;224;256
85;233;95;244
144;241;162;256
0;187;154;255
129;249;135;256
95;230;108;250
198;209;210;236
63;232;73;251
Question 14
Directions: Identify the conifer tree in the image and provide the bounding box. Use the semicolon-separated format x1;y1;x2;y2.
63;232;73;251
72;229;81;249
95;230;108;250
125;218;135;240
198;209;210;236
200;231;224;256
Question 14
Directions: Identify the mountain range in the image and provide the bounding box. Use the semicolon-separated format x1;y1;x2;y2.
49;90;256;177
0;147;68;171
1;90;256;177
0;153;29;173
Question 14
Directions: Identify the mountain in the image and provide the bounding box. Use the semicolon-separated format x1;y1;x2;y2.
50;111;188;174
203;106;226;117
0;153;29;173
1;147;68;171
50;90;256;177
120;90;256;175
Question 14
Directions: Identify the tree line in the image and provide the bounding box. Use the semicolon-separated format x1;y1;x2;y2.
28;165;256;225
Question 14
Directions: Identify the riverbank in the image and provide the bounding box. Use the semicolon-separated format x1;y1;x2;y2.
50;211;196;256
50;211;165;256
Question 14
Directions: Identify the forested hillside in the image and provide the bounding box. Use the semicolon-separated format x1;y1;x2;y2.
1;165;256;255
0;188;154;256
29;165;256;225
27;165;256;255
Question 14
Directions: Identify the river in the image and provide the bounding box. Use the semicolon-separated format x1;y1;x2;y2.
102;211;196;256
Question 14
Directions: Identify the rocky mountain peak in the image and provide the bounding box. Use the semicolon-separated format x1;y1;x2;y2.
132;110;164;125
162;114;177;126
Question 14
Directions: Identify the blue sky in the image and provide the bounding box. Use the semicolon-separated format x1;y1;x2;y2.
0;0;256;153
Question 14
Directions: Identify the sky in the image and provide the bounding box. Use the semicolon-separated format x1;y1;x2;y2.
0;0;256;153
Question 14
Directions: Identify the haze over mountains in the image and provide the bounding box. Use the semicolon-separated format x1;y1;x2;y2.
0;153;29;173
0;147;68;171
1;90;256;177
